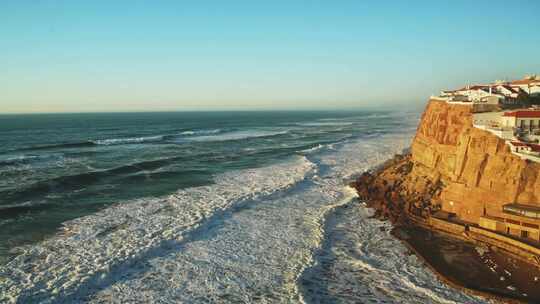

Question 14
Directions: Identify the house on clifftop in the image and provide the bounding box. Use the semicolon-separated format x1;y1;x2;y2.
435;75;540;112
509;75;540;96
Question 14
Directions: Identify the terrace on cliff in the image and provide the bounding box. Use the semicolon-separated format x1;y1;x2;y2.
473;109;540;162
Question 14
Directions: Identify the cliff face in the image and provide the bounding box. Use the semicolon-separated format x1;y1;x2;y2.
355;100;540;224
407;100;540;223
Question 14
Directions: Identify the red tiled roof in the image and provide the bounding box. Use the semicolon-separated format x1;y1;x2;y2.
503;111;540;118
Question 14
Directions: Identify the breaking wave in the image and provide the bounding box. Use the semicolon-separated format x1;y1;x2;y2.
8;142;95;153
298;143;332;154
297;122;354;127
3;135;163;153
91;135;165;145
185;129;289;142
0;156;316;303
179;128;222;136
1;129;287;157
0;154;64;167
0;155;199;206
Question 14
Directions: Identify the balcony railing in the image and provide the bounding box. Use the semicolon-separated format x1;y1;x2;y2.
503;204;540;219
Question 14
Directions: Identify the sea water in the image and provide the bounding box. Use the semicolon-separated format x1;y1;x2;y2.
0;111;487;303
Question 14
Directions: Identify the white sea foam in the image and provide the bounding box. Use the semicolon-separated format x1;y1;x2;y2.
0;156;315;303
299;195;487;304
0;200;48;211
0;154;41;163
0;153;65;166
318;117;356;121
297;122;354;127
92;135;164;145
296;131;487;304
0;153;78;190
179;128;222;136
186;129;288;142
298;143;331;154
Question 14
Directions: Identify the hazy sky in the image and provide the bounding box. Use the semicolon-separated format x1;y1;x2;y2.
1;1;539;113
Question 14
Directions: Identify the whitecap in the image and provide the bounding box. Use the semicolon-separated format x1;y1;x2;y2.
185;130;288;142
296;122;354;127
0;200;48;211
0;153;63;166
179;129;221;136
298;143;327;154
91;135;164;145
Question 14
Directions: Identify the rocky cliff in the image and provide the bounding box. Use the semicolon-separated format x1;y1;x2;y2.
354;99;540;303
356;99;540;224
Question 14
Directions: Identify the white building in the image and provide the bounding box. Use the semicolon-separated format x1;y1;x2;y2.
496;85;521;98
442;85;504;102
507;141;540;161
501;110;540;129
473;111;515;140
509;76;540;96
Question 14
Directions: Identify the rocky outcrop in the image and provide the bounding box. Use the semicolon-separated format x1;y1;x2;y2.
356;99;540;224
354;99;540;304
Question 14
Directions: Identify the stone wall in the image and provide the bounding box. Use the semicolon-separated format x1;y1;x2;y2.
428;217;466;234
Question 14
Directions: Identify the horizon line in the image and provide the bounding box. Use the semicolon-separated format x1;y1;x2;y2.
0;103;425;115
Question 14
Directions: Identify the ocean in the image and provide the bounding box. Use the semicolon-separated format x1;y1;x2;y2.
0;111;486;303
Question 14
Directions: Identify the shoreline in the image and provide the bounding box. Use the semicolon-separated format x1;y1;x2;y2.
353;153;540;304
393;226;525;304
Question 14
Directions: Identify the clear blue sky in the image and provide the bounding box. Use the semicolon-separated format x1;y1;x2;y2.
1;1;539;113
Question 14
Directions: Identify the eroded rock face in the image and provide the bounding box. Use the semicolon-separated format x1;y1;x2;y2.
412;100;540;223
356;100;540;224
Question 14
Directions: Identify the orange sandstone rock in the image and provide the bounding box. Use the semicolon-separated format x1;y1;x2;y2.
410;100;540;223
356;99;540;225
354;100;540;303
